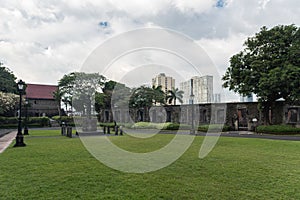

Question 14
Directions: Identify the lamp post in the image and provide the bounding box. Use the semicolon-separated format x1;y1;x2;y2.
190;79;195;135
23;99;29;135
14;80;26;147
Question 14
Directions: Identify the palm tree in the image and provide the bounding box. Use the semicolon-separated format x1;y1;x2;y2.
53;89;63;120
166;88;184;105
152;85;165;105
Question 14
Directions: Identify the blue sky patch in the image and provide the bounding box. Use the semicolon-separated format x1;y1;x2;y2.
216;0;225;8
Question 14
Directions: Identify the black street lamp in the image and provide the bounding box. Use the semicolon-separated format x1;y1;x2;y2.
190;79;195;135
23;99;29;135
14;79;26;147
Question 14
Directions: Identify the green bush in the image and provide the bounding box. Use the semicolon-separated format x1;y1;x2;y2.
97;122;231;131
52;116;82;126
52;116;74;123
131;122;190;130
0;124;18;128
27;117;50;127
161;123;180;130
131;122;157;129
0;117;50;128
0;117;18;125
256;125;300;134
198;124;231;132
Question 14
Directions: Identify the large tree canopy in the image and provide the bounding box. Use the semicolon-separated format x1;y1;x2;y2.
222;24;300;124
95;81;131;113
0;92;18;115
58;72;106;115
0;63;17;94
129;85;166;108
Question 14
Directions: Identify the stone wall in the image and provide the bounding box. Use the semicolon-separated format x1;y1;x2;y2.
98;101;300;129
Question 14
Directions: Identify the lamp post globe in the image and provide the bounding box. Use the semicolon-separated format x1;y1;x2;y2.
14;79;26;147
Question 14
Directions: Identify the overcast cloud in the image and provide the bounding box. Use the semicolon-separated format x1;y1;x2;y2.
0;0;299;100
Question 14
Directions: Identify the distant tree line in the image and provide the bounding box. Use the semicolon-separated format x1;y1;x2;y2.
54;71;184;117
0;63;19;116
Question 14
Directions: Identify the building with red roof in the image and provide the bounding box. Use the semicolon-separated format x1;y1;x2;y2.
25;84;59;117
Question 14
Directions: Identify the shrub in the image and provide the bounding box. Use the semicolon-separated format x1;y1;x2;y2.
256;125;300;134
198;124;231;132
0;117;18;125
52;116;74;123
97;122;230;131
130;122;190;130
0;117;50;128
161;123;180;130
131;122;157;129
27;117;50;127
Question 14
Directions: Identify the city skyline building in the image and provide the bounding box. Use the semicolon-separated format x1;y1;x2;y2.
240;94;253;102
180;75;213;104
212;93;221;103
152;73;175;95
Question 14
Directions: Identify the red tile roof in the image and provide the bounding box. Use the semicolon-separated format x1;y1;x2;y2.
26;84;58;100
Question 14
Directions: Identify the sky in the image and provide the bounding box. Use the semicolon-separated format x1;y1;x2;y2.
0;0;299;101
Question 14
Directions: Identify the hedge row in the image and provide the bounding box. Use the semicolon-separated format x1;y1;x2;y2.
256;125;300;134
100;122;230;132
52;116;74;123
0;117;50;128
198;124;231;132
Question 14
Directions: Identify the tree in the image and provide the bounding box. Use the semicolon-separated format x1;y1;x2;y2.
166;87;184;105
152;85;165;105
222;24;300;124
0;63;17;94
58;72;106;116
95;81;131;113
58;72;77;97
129;86;154;108
0;92;18;116
53;89;63;118
94;80;117;112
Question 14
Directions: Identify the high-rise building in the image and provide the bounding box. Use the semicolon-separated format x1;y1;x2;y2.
240;94;253;102
180;75;213;104
152;73;175;95
212;93;221;103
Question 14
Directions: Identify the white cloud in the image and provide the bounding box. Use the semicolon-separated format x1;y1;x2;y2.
0;0;299;94
173;0;216;13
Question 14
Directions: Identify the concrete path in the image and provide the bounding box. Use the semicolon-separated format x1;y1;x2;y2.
0;131;17;154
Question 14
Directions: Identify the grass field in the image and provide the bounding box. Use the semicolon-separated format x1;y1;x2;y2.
1;130;300;199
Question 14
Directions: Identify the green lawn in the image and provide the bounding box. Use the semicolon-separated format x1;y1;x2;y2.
1;130;300;199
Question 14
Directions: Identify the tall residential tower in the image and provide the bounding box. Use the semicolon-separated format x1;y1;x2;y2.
152;73;175;94
180;75;213;104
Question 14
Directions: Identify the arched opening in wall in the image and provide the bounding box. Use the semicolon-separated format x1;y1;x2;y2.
217;109;225;124
105;110;110;122
287;108;298;123
237;108;248;130
138;110;144;122
167;111;171;122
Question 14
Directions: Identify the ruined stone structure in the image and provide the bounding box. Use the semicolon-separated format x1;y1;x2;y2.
98;101;300;130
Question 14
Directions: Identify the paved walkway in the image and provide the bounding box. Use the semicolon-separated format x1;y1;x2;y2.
0;131;17;154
